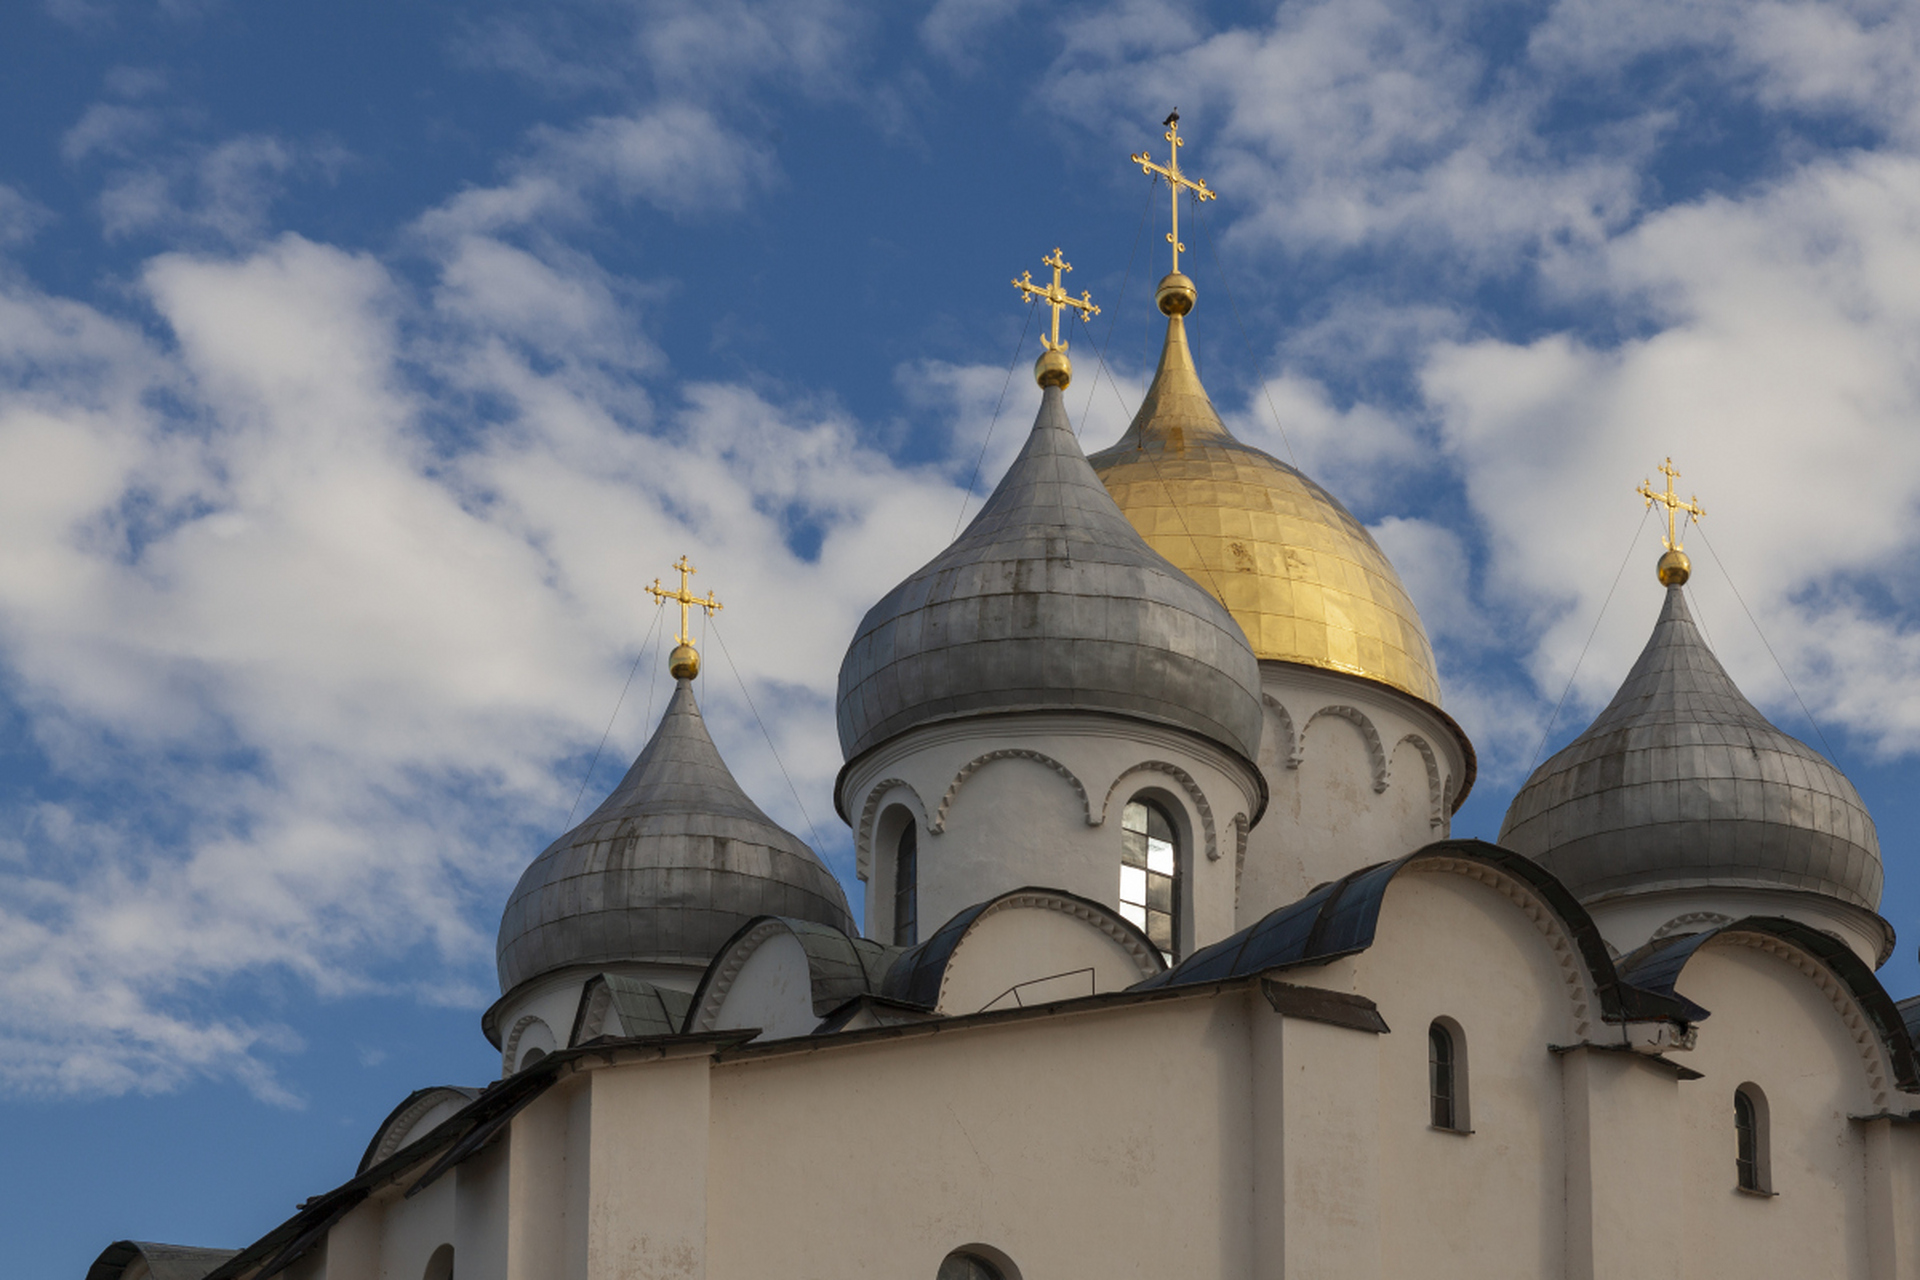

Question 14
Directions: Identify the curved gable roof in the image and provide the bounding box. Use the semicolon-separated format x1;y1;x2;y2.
1620;916;1920;1091
1134;839;1705;1025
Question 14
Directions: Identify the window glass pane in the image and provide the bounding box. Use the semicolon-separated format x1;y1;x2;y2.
1429;1024;1455;1129
1121;827;1148;868
893;823;918;947
1120;865;1147;904
1119;901;1147;929
1122;801;1149;834
1146;835;1175;876
1147;910;1173;951
938;1254;1004;1280
1146;873;1173;913
1145;803;1174;844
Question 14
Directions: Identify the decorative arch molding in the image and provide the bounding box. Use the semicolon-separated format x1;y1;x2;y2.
500;1014;552;1079
1651;911;1735;941
1394;733;1447;831
1261;693;1297;771
936;890;1162;1008
1409;854;1595;1040
1098;761;1218;862
931;749;1092;834
362;1087;481;1172
1718;931;1894;1110
1231;812;1250;907
854;778;926;881
686;917;791;1035
1296;705;1389;793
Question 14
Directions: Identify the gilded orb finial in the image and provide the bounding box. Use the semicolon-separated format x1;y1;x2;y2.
645;554;723;679
1637;457;1705;586
1012;247;1099;388
1130;111;1216;310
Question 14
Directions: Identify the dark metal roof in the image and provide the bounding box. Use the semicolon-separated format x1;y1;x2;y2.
835;382;1264;771
1133;838;1705;1024
85;1242;239;1280
1620;916;1920;1090
571;973;694;1042
1501;586;1882;911
686;916;903;1028
356;1085;484;1175
880;886;1164;1009
497;678;853;992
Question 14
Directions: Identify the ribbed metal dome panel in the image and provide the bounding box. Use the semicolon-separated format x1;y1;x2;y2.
837;383;1263;765
497;680;853;993
1500;587;1881;910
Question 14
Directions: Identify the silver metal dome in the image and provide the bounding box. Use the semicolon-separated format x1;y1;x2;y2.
1500;586;1881;910
497;679;854;994
836;383;1264;766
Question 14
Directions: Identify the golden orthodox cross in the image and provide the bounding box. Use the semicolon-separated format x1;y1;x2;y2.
1131;111;1217;277
1012;248;1100;352
646;555;723;646
1637;457;1705;551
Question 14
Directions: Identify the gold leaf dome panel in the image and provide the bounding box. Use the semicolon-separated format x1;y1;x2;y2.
1087;313;1444;708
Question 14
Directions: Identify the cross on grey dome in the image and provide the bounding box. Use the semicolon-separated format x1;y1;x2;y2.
497;677;854;995
1500;585;1882;912
835;382;1265;769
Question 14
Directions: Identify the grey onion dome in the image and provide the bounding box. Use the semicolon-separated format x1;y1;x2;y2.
836;383;1264;766
497;679;853;994
1500;586;1882;911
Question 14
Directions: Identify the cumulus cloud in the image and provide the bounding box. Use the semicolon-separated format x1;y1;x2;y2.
0;216;977;1099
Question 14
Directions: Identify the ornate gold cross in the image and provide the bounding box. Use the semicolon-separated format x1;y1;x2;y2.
646;554;723;647
1638;457;1705;551
1131;111;1217;277
1012;248;1100;353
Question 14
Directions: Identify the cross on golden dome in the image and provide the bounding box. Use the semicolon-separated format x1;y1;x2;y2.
1637;458;1705;586
646;554;723;679
1131;111;1217;280
1012;248;1099;388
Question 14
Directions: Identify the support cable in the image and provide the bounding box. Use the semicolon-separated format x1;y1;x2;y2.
1693;524;1842;765
953;297;1038;537
562;603;665;833
1192;201;1301;469
709;616;826;852
1072;175;1158;437
1526;506;1653;774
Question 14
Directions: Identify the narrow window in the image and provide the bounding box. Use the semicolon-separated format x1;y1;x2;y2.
893;822;918;947
424;1244;454;1280
938;1251;1007;1280
1429;1022;1456;1129
1735;1083;1771;1193
1120;798;1179;960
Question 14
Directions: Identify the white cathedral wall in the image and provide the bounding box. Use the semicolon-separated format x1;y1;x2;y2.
1584;885;1892;969
703;993;1256;1280
1671;941;1881;1280
1239;664;1466;928
841;712;1263;957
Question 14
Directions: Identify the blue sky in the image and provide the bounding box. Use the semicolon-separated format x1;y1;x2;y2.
8;0;1920;1272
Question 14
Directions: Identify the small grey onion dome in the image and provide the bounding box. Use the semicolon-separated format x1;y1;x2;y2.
1500;586;1881;911
497;679;854;994
836;383;1264;767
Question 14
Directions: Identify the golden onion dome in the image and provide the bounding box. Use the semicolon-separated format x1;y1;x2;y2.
1087;304;1444;708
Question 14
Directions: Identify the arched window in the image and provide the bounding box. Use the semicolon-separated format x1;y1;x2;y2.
1735;1083;1771;1193
1120;797;1179;959
424;1244;454;1280
1428;1018;1469;1132
894;822;918;946
938;1250;1008;1280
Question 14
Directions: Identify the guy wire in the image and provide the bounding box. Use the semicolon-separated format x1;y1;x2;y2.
563;603;665;834
1073;174;1158;437
1193;201;1301;470
953;293;1038;537
1693;524;1842;766
709;615;826;852
1527;506;1653;775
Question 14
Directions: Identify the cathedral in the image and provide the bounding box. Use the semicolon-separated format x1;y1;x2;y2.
90;125;1920;1280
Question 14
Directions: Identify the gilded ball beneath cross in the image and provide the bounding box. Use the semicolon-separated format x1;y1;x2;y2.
1156;272;1196;316
1657;549;1691;587
1034;347;1072;388
669;643;701;680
